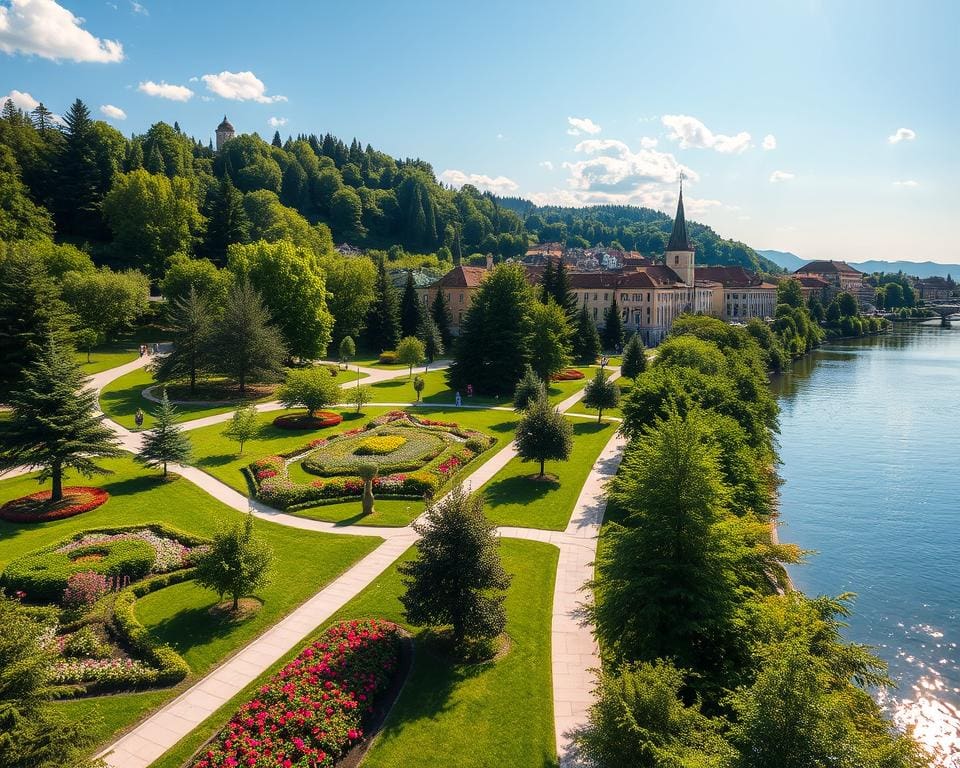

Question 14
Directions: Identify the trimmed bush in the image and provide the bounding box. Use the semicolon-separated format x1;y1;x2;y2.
378;350;398;364
110;589;190;687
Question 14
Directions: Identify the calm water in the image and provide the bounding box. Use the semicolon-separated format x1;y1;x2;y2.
772;321;960;765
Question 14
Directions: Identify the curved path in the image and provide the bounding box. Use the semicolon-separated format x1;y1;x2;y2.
19;354;623;768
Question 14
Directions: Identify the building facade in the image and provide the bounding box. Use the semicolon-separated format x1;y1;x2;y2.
215;116;235;152
794;260;865;299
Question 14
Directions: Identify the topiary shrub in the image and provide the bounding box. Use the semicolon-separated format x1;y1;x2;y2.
378;350;398;364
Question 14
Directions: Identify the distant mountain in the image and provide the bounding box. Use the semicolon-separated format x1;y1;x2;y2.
759;249;960;279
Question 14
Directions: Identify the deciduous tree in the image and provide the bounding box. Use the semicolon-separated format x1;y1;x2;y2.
222;404;258;455
194;513;273;612
277;367;341;416
396;335;426;378
582;368;620;423
515;394;572;478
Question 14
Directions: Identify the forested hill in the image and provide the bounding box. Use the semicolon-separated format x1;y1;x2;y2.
0;95;777;277
498;198;783;273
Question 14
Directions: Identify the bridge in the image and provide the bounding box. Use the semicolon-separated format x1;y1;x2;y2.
926;302;960;327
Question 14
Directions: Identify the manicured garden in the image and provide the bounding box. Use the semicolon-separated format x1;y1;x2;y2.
145;538;559;768
566;378;632;420
479;419;616;530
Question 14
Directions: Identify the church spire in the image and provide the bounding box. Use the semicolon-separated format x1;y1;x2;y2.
667;178;692;251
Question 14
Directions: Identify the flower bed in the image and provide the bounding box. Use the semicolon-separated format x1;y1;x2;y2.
1;524;208;604
251;412;494;511
50;657;157;687
0;487;109;523
191;619;401;768
550;368;585;382
273;411;344;430
355;434;407;455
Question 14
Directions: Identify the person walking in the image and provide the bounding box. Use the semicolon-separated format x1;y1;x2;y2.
455;391;462;407
134;408;144;429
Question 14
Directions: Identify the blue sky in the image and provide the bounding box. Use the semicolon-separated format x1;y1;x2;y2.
2;0;957;263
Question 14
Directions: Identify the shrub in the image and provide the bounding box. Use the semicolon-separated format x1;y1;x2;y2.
50;657;157;687
273;411;344;430
62;571;111;609
62;625;109;659
191;619;401;768
378;350;398;364
464;437;487;453
111;589;190;686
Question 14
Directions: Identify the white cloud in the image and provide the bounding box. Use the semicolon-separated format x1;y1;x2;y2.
439;169;519;196
267;116;287;128
138;80;193;101
1;88;38;111
566;116;601;136
0;0;124;62
130;1;147;14
201;70;286;103
639;136;658;148
893;179;919;188
662;114;751;154
539;160;554;171
769;170;795;183
888;127;916;144
188;76;198;82
496;132;505;140
99;103;126;120
762;134;777;150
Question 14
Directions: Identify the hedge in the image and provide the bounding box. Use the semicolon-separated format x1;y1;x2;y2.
109;589;190;688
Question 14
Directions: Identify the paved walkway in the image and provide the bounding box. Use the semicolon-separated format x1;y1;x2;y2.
24;355;624;768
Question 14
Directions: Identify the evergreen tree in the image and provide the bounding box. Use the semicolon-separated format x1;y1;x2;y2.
602;296;624;351
137;389;193;477
205;176;250;262
400;270;424;338
540;257;556;303
430;289;453;348
582;368;621;423
0;340;122;502
194;513;273;612
0;249;74;402
514;393;573;477
145;141;164;174
513;364;545;412
399;484;512;650
271;130;282;148
211;279;287;394
551;258;578;316
417;311;444;363
29;102;54;133
363;256;401;351
571;302;601;365
155;287;214;395
529;298;572;381
621;333;647;379
338;335;356;367
53;99;109;239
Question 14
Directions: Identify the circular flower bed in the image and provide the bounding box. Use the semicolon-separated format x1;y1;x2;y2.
550;369;585;382
191;619;401;768
273;410;344;430
302;426;447;476
0;487;109;523
355;434;407;456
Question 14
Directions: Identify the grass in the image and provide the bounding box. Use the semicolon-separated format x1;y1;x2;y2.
479;419;616;530
76;345;141;375
147;538;558;768
566;378;633;420
293;498;424;528
0;456;381;750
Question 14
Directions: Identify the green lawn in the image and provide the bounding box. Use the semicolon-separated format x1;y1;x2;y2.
147;538;558;768
76;345;141;375
566;378;633;420
293;498;424;528
0;456;381;751
479;419;616;530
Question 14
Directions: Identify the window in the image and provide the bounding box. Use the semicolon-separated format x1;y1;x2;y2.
674;254;679;265
593;307;597;319
593;292;597;300
459;292;464;303
603;292;608;301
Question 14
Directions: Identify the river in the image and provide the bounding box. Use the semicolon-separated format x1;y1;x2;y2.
772;320;960;765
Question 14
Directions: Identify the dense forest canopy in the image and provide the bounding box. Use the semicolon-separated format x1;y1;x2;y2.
0;96;778;279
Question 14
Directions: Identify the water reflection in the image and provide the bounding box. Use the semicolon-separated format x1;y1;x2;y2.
774;322;960;765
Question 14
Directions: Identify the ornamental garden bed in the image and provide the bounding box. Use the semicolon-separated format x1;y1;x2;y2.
0;524;209;695
550;368;585;381
248;411;495;511
0;487;109;522
189;619;405;768
273;410;344;430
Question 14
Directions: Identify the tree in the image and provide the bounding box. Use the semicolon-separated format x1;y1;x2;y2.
338;335;355;368
346;382;372;414
318;254;376;344
222;404;258;455
571;660;735;768
582;368;620;423
74;328;101;363
330;187;363;235
399;484;512;650
837;291;858;317
826;300;841;324
513;364;545;412
227;240;334;361
396;335;426;378
529;299;572;381
0;340;122;502
357;463;377;516
210;279;287;394
0;593;100;768
271;130;282;148
602;296;624;351
777;278;804;309
364;256;401;352
204;176;250;262
430;288;453;348
413;374;425;401
447;263;534;396
807;294;825;323
60;267;150;343
194;513;273;611
102;170;204;279
137;389;193;477
277;366;341;416
155;287;214;395
0;144;53;241
400;270;425;338
550;258;577;316
621;333;647;379
571;303;601;364
161;254;232;309
515;394;573;478
417;311;444;363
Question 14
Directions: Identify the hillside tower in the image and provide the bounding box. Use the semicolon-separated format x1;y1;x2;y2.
666;180;695;287
215;116;235;152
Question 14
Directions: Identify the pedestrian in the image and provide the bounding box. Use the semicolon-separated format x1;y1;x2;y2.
153;343;159;355
134;408;144;429
467;383;473;398
455;391;462;407
138;344;144;357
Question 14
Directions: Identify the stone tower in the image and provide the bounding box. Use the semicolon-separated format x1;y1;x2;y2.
215;115;235;152
666;181;695;287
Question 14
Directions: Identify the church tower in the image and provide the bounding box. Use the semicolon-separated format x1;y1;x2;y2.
666;181;695;287
215;116;235;153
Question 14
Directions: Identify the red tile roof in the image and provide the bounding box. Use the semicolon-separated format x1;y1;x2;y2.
792;275;830;288
695;265;763;288
431;266;489;289
795;260;863;275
